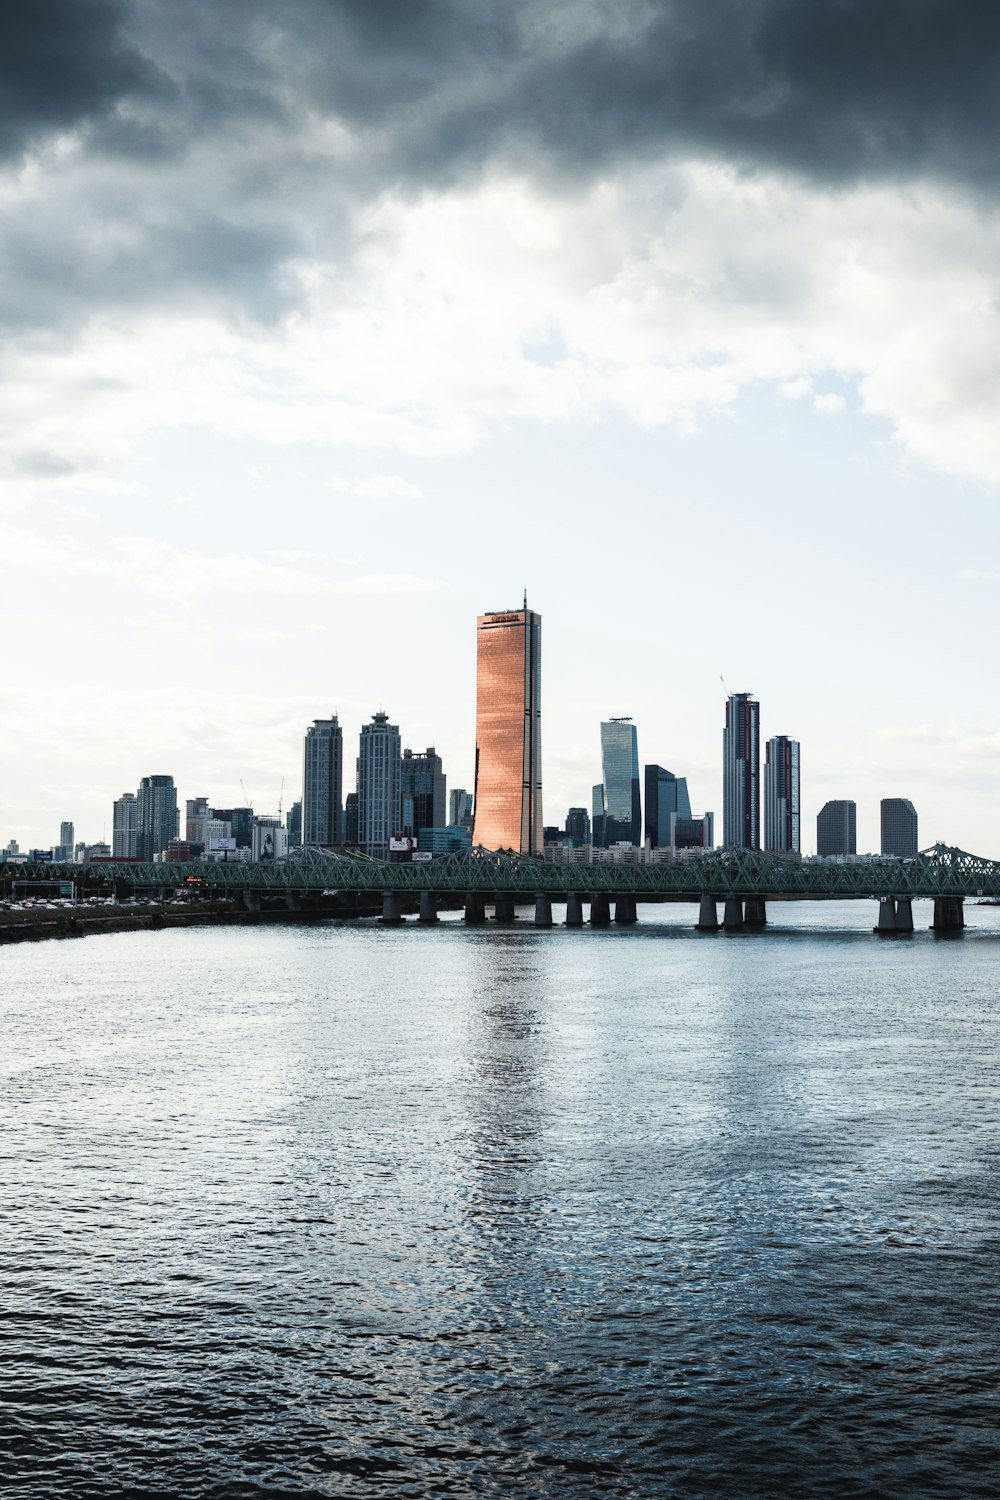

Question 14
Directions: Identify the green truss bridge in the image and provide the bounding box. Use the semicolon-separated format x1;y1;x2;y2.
4;843;995;933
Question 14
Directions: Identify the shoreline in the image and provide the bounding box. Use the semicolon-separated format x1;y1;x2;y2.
0;903;372;946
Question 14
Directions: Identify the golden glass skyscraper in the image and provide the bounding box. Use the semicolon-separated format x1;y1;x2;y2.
472;605;542;853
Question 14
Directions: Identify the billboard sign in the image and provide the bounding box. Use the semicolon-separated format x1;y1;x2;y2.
389;837;415;852
210;837;237;852
411;851;432;862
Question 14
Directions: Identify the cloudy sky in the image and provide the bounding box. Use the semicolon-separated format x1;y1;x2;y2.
2;0;999;855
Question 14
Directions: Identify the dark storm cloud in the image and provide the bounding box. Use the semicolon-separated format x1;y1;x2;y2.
3;0;999;336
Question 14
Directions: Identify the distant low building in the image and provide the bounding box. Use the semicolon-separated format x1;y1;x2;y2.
417;825;472;856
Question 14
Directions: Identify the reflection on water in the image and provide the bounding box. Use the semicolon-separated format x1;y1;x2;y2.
1;904;999;1497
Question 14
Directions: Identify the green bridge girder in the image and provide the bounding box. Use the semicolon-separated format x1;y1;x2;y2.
5;844;1000;901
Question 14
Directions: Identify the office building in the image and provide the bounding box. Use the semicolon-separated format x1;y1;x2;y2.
673;813;715;850
449;788;473;830
136;775;179;861
302;716;343;847
881;798;918;857
358;712;402;856
286;799;302;850
723;692;760;848
112;794;138;858
644;766;691;848
565;807;591;844
471;605;542;853
401;747;446;839
817;800;857;857
595;719;641;846
344;792;359;846
60;821;74;850
764;736;800;853
418;825;472;856
252;815;287;862
185;797;210;848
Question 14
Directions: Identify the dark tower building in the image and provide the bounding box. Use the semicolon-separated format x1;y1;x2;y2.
401;747;446;839
881;798;918;857
472;605;542;853
764;736;800;853
344;792;359;846
565;806;591;844
723;692;760;849
817;800;857;856
136;775;179;861
644;765;691;848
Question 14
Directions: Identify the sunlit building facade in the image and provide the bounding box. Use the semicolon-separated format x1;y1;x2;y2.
472;606;542;852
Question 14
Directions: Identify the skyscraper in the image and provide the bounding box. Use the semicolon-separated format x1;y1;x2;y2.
185;797;210;847
471;605;542;853
644;765;691;848
344;792;359;846
358;712;402;855
881;798;918;857
401;747;446;838
286;799;302;850
817;799;857;856
764;736;800;853
136;775;178;861
449;787;473;829
59;820;74;849
723;692;760;849
565;807;591;844
596;718;641;846
302;716;343;847
112;793;138;858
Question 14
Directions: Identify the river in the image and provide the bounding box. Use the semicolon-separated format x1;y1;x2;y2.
2;902;998;1497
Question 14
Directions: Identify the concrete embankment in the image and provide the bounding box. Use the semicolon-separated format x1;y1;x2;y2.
0;903;356;945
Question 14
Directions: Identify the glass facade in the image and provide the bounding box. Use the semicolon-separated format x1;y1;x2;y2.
723;693;760;849
644;765;691;848
598;719;641;846
136;775;178;861
764;736;801;853
401;747;446;838
472;608;542;853
112;793;138;859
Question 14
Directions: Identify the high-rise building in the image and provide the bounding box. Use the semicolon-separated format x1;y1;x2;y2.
596;719;641;846
565;807;591;844
644;765;691;848
449;788;472;829
817;800;857;856
185;797;210;848
302;716;343;847
358;712;402;856
136;775;179;861
401;747;446;839
60;820;74;849
673;813;715;850
592;784;604;845
881;798;918;857
112;793;138;858
471;605;542;853
764;736;800;853
344;792;359;846
723;693;760;848
252;816;287;862
286;799;302;850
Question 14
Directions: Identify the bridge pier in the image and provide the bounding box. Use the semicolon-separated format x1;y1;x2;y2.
418;891;438;924
589;893;611;927
615;896;637;925
534;893;553;928
565;893;584;927
464;892;486;924
874;897;897;934
894;896;914;933
744;897;767;927
380;891;403;925
696;895;719;931
723;897;744;930
284;890;302;911
932;896;965;933
493;892;516;922
242;891;260;913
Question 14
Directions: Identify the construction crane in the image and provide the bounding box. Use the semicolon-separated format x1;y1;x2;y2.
240;779;252;810
277;777;284;820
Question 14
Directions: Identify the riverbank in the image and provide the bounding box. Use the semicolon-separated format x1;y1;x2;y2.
0;903;355;945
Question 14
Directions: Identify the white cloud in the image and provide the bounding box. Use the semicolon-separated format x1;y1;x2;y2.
813;392;845;415
328;474;424;499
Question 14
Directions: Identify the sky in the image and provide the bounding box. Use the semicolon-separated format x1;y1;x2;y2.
2;0;999;856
